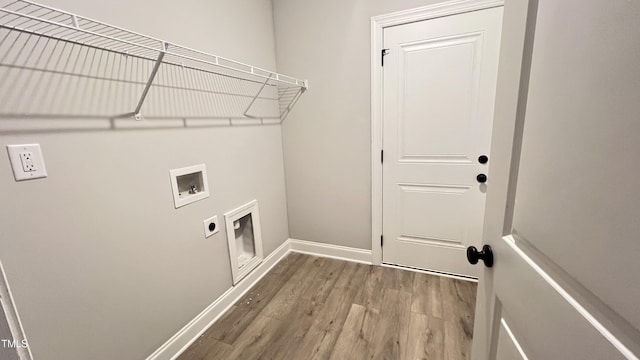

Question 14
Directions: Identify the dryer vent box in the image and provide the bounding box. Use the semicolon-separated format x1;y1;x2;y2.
225;200;264;284
169;164;210;208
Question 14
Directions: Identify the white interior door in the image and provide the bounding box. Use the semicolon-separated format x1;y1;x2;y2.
472;0;640;359
382;7;503;277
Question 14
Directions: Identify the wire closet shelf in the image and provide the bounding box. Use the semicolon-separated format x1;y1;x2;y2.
0;0;307;123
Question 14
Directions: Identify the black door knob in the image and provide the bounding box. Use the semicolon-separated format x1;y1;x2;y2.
478;155;488;164
477;174;487;183
467;245;494;267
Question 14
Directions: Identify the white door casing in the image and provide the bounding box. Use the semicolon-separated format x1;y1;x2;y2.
381;6;503;277
472;0;640;359
0;260;32;360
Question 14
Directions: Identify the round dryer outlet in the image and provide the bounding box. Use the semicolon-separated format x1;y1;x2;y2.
203;215;219;238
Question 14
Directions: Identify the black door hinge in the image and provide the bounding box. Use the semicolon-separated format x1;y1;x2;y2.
380;235;384;247
381;149;384;163
381;48;389;66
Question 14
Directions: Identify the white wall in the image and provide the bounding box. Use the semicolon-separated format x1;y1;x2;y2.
0;1;289;359
273;0;444;250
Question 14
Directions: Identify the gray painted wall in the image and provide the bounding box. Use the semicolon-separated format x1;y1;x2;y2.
273;0;444;250
0;1;289;359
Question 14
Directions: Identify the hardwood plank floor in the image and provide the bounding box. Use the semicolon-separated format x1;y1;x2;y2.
178;253;478;360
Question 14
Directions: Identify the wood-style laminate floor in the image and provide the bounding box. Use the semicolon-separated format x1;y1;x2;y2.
178;253;477;360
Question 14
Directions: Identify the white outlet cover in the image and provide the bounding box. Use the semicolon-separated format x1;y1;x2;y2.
6;144;48;181
203;215;219;238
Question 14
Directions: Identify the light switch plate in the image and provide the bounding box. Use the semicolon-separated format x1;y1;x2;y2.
203;215;219;238
6;144;48;181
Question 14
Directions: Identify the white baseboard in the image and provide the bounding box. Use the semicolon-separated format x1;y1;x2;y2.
288;238;373;264
146;238;372;360
145;239;291;360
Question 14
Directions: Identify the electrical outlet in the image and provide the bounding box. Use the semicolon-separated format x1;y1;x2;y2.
203;215;219;238
20;152;36;172
6;144;48;181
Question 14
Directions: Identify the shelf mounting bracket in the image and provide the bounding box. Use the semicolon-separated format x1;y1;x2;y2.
279;87;304;122
133;41;168;120
243;74;273;118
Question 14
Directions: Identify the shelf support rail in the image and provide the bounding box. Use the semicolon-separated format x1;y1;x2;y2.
133;41;168;120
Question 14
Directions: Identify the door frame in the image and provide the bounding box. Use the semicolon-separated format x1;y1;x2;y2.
370;0;505;266
0;259;33;360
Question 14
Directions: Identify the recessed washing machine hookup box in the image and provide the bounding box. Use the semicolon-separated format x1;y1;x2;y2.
169;164;210;208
